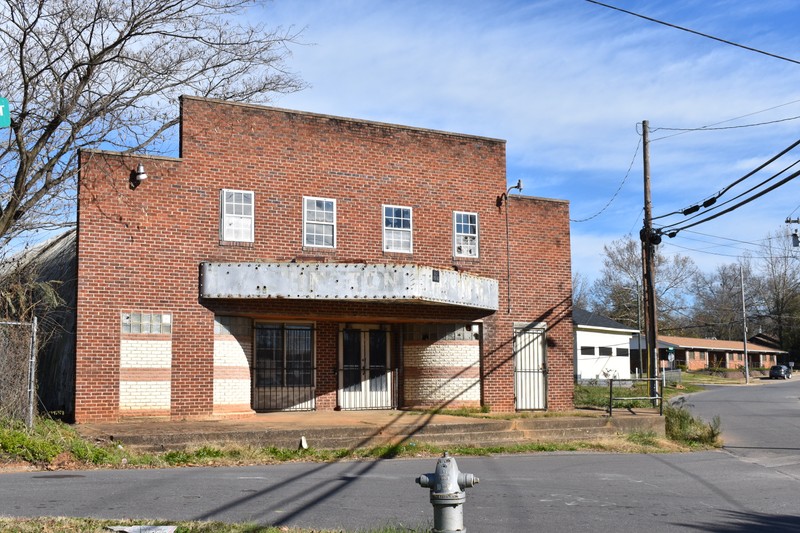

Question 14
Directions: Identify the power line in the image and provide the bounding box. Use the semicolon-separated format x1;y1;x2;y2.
650;99;800;142
585;0;800;65
669;158;800;229
658;167;800;236
570;136;641;223
652;114;800;134
662;241;771;260
653;138;800;221
670;235;758;255
662;241;749;259
682;229;782;247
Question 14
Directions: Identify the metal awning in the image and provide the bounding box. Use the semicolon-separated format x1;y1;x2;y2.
199;262;498;311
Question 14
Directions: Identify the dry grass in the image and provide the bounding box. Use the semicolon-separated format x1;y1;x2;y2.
0;517;385;532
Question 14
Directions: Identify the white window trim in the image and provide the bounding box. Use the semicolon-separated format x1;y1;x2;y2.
220;189;255;243
453;211;479;258
382;204;413;254
303;196;337;248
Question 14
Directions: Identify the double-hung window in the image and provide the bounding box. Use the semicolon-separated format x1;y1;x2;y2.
383;205;412;253
453;211;479;258
220;189;254;242
303;197;336;248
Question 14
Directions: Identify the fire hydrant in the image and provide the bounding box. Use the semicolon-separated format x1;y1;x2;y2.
416;452;479;532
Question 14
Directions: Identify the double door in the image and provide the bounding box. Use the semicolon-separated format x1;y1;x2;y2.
339;325;392;410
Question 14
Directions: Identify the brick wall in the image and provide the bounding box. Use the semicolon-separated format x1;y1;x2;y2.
213;332;254;415
119;337;171;415
404;340;480;409
75;97;572;421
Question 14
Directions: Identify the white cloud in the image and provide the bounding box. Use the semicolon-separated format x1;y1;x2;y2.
265;0;800;280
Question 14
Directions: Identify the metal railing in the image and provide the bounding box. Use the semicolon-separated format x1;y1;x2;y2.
608;374;665;417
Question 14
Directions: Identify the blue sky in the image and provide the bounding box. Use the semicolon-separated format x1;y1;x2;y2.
258;0;800;281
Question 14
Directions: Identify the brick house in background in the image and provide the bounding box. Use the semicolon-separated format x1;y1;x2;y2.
72;97;572;422
657;335;785;371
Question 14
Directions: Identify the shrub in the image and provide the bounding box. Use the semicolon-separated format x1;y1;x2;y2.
0;420;62;464
665;405;720;446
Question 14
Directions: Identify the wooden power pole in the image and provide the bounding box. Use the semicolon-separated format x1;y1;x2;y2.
641;120;660;403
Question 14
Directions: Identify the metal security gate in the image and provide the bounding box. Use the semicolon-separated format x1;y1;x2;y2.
514;325;547;410
338;325;392;410
253;323;315;411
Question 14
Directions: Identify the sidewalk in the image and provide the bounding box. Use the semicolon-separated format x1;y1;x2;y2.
73;409;665;452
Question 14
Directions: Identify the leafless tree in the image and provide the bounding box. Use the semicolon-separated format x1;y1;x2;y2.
572;271;591;311
0;0;304;252
749;230;800;349
589;236;697;332
691;261;754;341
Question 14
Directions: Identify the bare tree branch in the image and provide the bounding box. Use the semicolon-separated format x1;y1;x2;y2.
0;0;305;253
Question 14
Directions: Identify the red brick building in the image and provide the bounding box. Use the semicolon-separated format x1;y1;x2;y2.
74;97;572;422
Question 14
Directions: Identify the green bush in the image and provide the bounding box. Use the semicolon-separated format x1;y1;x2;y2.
162;450;193;465
0;428;62;463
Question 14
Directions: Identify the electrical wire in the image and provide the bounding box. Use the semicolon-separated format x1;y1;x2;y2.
662;241;768;260
585;0;800;65
650;99;800;142
652;114;800;134
658;167;800;236
653;138;800;221
570;137;641;223
682;229;783;247
660;158;800;230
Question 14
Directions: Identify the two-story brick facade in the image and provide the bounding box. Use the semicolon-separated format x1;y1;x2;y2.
73;96;572;422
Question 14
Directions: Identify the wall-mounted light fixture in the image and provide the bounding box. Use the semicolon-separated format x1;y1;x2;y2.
129;162;148;189
496;179;523;314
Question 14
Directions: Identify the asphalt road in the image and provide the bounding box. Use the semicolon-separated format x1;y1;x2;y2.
681;375;800;475
1;381;800;532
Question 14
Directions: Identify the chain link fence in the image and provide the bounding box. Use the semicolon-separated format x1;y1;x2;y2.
0;318;38;427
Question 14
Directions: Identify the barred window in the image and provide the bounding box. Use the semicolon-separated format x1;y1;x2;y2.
255;324;314;387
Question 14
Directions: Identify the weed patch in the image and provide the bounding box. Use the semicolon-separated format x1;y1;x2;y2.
665;404;721;447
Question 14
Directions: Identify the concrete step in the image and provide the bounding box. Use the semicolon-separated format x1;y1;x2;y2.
115;419;663;452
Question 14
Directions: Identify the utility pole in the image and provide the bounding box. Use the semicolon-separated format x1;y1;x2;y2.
640;120;660;404
741;264;750;384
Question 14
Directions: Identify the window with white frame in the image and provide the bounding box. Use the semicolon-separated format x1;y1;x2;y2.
383;205;412;253
453;211;479;258
303;197;336;248
220;189;254;242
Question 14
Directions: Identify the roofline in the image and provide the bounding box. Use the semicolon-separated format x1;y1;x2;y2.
575;324;640;335
658;339;787;354
180;95;507;145
79;149;181;163
509;194;570;206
